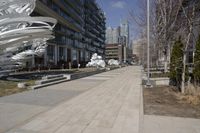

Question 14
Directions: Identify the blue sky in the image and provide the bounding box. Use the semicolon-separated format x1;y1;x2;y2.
96;0;139;39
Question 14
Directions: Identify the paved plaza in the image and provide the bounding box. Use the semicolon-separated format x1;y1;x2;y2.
1;66;199;133
1;66;142;133
0;73;105;133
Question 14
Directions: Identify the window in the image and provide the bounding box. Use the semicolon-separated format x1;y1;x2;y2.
72;49;77;61
85;51;89;61
80;50;84;61
59;47;65;60
55;24;61;31
47;45;54;61
61;36;66;44
52;3;60;14
61;25;66;33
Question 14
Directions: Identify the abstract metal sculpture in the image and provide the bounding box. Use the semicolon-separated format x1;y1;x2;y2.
0;0;57;70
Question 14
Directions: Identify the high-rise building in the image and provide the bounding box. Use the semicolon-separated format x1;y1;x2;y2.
105;19;130;62
112;27;120;44
31;0;106;68
120;20;130;48
105;19;129;46
84;0;106;58
106;27;113;44
105;27;120;44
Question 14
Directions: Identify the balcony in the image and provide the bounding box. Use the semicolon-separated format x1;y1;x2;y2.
84;1;96;11
86;31;96;39
93;41;100;47
96;24;103;31
92;13;100;21
87;46;96;52
92;28;99;34
66;0;83;14
97;49;104;54
73;41;85;49
86;17;95;25
60;0;83;24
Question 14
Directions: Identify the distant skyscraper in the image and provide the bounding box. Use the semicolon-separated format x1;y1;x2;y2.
106;20;129;46
120;20;129;48
118;36;126;46
106;26;120;44
112;27;120;43
105;19;130;62
106;27;113;44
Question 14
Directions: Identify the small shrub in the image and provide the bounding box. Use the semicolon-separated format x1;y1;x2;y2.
193;34;200;85
170;38;183;88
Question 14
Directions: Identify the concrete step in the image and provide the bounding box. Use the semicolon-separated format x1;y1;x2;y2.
42;74;64;80
35;76;67;85
30;78;70;90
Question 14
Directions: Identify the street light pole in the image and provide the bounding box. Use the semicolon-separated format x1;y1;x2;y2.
146;0;151;86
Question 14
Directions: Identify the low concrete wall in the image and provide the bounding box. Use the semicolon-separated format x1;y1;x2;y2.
70;69;106;80
150;77;169;86
31;69;107;89
7;70;77;80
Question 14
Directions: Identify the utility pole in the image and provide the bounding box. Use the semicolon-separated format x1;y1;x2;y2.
146;0;151;87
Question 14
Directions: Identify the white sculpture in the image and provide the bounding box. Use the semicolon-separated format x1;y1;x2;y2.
0;0;57;70
108;59;120;66
86;53;106;68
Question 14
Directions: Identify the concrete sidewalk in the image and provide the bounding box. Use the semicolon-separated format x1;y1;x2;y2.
6;66;142;133
0;67;125;133
143;115;200;133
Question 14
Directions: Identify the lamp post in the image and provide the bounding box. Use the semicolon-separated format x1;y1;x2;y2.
146;0;151;86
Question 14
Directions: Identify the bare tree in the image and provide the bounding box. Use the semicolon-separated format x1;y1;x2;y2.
129;0;160;67
180;0;199;93
154;0;184;72
129;0;184;70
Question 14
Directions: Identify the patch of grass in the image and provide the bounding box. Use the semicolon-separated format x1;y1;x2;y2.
25;80;36;86
0;80;22;97
0;68;100;97
177;94;200;106
0;79;37;97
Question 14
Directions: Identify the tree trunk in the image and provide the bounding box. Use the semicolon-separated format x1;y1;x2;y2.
164;59;168;73
181;53;186;93
181;4;195;94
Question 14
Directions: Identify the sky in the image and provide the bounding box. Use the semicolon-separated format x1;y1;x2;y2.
96;0;139;39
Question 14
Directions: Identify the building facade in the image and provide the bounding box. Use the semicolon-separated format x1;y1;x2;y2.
31;0;106;68
105;44;124;62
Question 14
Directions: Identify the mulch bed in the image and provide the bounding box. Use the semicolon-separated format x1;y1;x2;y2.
143;85;200;119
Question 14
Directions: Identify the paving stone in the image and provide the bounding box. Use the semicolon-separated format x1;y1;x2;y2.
5;66;142;133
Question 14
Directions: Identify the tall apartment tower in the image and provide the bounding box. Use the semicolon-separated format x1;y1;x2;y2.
31;0;106;68
120;20;129;62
